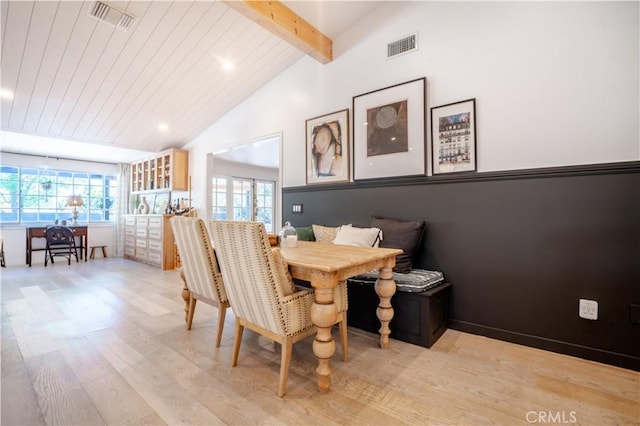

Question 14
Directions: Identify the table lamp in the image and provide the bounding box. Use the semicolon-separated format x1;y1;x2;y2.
66;195;84;226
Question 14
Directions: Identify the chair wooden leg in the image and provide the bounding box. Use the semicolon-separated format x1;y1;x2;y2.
215;304;227;348
186;295;196;330
278;338;293;397
339;314;348;362
231;321;244;367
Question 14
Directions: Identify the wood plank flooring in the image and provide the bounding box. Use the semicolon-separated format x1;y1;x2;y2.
1;259;638;425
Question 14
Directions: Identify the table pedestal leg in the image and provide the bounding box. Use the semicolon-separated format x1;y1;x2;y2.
375;264;396;349
310;287;338;393
178;269;190;324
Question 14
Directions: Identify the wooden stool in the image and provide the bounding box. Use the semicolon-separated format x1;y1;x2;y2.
89;245;108;259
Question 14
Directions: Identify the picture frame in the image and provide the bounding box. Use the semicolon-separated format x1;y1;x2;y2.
306;108;350;184
352;77;426;180
153;192;170;214
430;98;477;174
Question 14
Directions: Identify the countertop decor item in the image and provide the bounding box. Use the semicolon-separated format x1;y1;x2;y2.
66;195;84;226
138;196;150;214
279;221;297;247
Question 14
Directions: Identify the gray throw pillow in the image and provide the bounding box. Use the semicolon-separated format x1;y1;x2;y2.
370;216;425;273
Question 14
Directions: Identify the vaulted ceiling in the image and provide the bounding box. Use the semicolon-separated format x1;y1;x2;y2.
0;0;382;162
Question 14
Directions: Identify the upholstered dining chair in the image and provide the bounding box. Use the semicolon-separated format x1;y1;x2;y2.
170;217;229;347
44;226;78;266
209;220;347;397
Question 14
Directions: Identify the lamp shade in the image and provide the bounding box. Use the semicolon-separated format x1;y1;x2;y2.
66;195;84;207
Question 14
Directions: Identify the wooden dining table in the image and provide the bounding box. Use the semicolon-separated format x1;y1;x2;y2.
280;240;403;393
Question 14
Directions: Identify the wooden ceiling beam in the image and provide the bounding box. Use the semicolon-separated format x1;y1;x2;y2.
222;0;333;64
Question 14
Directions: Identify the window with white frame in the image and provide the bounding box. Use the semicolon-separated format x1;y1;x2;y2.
211;176;228;220
211;176;275;233
0;165;117;224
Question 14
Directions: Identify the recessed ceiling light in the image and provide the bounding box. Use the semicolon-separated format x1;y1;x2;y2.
221;59;234;72
213;54;234;72
0;88;14;100
158;122;169;132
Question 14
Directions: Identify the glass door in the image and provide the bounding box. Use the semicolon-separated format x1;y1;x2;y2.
211;177;275;233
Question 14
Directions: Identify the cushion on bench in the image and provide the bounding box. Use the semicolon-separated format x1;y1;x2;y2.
348;269;444;293
370;216;425;273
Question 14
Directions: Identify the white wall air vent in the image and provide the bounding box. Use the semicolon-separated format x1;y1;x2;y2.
387;33;418;59
88;1;135;32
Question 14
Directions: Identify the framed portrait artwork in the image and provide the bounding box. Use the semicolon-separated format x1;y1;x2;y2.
430;98;477;174
352;77;426;180
306;108;350;184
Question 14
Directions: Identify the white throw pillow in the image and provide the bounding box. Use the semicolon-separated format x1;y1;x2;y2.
312;224;351;243
333;226;382;247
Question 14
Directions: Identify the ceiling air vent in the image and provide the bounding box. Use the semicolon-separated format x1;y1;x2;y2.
88;1;135;32
387;33;418;59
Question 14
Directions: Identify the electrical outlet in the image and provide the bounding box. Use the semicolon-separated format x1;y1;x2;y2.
579;299;598;320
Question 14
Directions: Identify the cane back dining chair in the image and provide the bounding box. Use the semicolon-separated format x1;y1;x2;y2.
209;220;347;397
44;226;79;266
170;217;229;347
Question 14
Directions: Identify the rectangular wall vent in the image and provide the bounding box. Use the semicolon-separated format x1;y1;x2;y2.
88;1;135;32
387;33;418;59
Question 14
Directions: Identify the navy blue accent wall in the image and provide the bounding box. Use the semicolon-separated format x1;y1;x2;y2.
283;162;640;371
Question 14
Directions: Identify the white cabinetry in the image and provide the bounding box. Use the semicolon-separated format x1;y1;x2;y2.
123;215;175;270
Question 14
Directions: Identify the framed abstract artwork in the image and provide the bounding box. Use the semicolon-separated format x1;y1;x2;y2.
306;108;350;184
430;98;477;174
352;77;426;180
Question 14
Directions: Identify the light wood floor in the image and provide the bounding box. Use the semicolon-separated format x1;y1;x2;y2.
1;258;638;425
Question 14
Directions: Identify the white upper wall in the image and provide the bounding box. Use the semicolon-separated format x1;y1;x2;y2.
186;1;639;208
1;151;120;174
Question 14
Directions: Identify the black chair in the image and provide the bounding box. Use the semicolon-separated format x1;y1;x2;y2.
45;226;79;266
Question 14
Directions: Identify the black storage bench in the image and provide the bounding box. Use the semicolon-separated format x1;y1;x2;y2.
347;270;451;348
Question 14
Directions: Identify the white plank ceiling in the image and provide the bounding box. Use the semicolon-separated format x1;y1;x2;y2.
0;1;382;162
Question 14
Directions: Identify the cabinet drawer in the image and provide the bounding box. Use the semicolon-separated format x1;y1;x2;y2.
125;236;135;246
147;252;162;265
147;240;162;251
136;239;147;249
125;217;136;226
125;227;136;236
136;217;149;226
148;229;162;240
136;248;147;260
136;228;147;238
125;247;135;257
149;217;162;227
